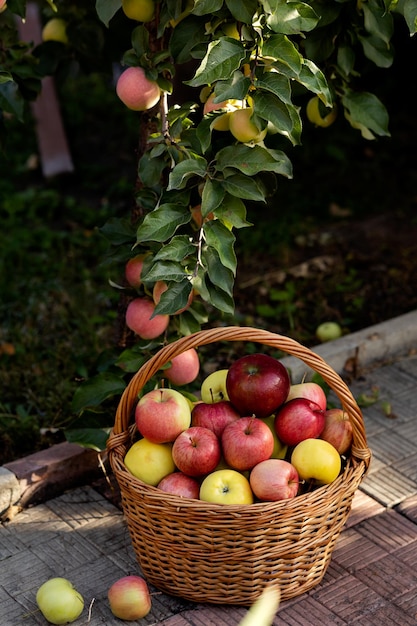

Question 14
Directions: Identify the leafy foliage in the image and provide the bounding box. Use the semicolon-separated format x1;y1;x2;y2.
1;0;416;450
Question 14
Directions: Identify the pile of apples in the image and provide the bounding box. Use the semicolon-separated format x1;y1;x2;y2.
124;352;353;505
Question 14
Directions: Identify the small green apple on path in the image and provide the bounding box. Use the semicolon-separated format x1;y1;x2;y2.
315;321;343;342
36;577;84;625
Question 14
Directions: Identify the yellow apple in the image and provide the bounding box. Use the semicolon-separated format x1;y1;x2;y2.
199;469;254;505
291;438;341;485
306;96;337;128
122;0;155;22
262;415;288;459
229;107;267;143
238;584;281;626
124;439;175;485
200;369;230;403
41;18;68;44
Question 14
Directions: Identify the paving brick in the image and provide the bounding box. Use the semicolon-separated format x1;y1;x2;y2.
311;575;385;622
344;489;385;528
276;596;347;625
354;552;417;601
355;508;417;551
331;526;388;572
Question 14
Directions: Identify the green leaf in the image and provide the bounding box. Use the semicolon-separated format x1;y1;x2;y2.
216;144;293;177
213;71;252;102
138;153;167;187
402;0;417;34
342;91;390;137
95;0;121;27
153;236;196;262
262;34;303;74
221;174;267;202
116;349;148;373
136;204;191;243
65;428;111;452
264;0;320;35
226;0;259;22
100;218;136;245
255;71;292;104
169;16;209;64
297;59;332;105
0;81;25;121
71;373;126;414
358;34;394;68
214;194;253;229
131;25;151;58
186;38;246;87
252;90;302;145
203;220;237;274
200;272;235;314
153;279;193;315
168;156;207;190
141;260;188;283
363;0;394;44
201;178;226;217
192;0;224;15
337;45;356;77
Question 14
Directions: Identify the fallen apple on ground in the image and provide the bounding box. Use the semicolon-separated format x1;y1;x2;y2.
315;321;342;342
226;353;290;418
108;575;151;621
36;577;84;625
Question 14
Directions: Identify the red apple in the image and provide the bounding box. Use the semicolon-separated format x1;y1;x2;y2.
320;408;353;454
274;398;325;447
285;382;327;411
172;426;222;477
125;254;146;289
108;575;151;620
191;400;241;438
125;297;169;340
250;459;299;501
226;353;290;418
163;348;200;386
135;388;191;443
221;416;275;471
157;471;200;499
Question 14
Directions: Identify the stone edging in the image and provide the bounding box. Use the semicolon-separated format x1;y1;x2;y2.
1;309;416;517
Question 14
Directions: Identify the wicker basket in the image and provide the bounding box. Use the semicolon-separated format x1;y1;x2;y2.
107;326;371;605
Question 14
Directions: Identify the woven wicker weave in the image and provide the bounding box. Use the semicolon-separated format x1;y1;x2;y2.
108;326;371;605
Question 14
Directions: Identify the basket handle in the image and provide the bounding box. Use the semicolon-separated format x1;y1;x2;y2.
111;327;371;466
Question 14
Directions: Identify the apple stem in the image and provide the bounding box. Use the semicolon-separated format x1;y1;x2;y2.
87;597;95;622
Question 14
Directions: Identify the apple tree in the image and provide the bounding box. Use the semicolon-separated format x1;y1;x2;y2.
1;0;416;440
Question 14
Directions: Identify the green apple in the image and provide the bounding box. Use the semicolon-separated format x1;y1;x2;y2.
315;321;342;342
262;415;288;459
36;578;84;625
199;469;254;505
124;438;175;485
291;438;341;485
200;369;230;403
